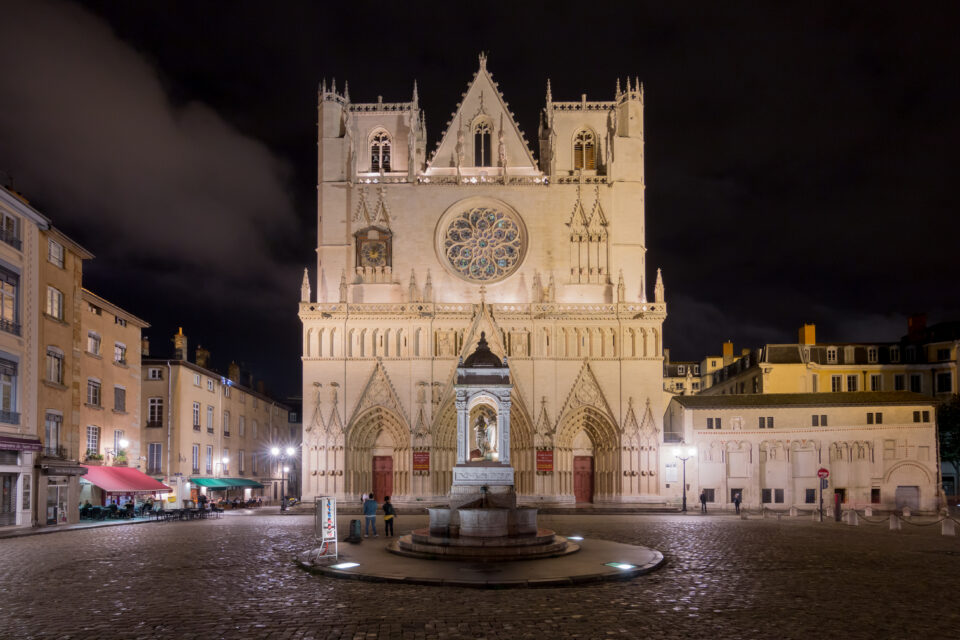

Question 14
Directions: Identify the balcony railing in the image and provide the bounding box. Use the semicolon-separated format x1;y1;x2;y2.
0;410;20;425
192;467;200;475
146;420;163;428
0;318;21;337
193;423;201;431
42;445;69;459
206;427;214;434
146;466;161;475
224;431;230;437
0;228;21;250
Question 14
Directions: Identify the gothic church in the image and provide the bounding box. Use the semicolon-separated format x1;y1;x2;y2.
300;55;668;505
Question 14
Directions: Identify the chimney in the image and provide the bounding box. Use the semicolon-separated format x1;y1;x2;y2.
141;336;150;357
907;313;927;341
798;323;816;345
663;348;671;365
195;345;210;369
228;361;240;383
173;327;188;361
722;341;734;366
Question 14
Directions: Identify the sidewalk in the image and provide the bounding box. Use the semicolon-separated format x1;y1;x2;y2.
0;515;157;540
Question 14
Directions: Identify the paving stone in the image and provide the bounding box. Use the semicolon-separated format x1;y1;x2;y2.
0;510;957;638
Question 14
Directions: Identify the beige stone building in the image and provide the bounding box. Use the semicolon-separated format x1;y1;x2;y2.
300;57;669;505
665;392;941;512
78;289;148;471
35;227;93;526
0;187;45;530
141;330;291;504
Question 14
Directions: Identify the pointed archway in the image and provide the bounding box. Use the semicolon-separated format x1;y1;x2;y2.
345;406;410;498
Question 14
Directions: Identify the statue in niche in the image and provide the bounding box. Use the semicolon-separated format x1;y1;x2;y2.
472;413;498;461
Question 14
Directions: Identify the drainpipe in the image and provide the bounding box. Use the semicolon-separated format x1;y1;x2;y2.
166;361;172;477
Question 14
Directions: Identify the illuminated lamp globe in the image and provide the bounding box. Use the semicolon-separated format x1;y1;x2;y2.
119;439;129;449
285;446;295;456
270;447;280;456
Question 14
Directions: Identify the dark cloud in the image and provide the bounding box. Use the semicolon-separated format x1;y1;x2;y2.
1;1;958;394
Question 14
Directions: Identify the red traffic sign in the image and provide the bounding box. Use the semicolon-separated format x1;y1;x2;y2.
817;468;829;479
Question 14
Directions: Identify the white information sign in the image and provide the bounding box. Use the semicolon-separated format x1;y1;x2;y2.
313;497;338;561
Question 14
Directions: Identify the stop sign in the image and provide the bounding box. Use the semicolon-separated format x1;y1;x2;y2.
817;468;829;479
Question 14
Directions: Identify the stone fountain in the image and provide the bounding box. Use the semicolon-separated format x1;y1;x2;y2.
390;333;578;561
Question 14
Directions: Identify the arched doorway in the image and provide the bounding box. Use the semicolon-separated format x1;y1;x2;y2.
555;406;620;502
345;406;410;499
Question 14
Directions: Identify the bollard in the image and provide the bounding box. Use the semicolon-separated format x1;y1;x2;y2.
813;510;819;522
943;519;956;537
902;506;911;518
740;511;748;520
789;506;797;517
849;511;859;526
889;514;901;531
865;507;872;517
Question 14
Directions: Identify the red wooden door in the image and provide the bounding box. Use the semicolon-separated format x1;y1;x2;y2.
573;456;593;503
372;456;393;501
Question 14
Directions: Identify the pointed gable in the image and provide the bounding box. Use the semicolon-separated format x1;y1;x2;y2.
351;362;408;425
426;54;540;175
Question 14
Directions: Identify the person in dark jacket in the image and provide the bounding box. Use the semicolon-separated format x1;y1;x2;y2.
362;493;379;537
699;490;708;513
382;496;396;537
733;492;742;515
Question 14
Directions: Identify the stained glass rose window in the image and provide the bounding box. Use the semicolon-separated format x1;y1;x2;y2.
440;205;525;283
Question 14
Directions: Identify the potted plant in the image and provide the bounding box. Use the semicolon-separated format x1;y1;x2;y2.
113;449;128;466
85;450;104;465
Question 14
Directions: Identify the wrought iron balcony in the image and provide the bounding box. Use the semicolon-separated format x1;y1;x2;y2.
146;466;162;475
0;228;21;250
191;467;200;475
42;445;69;459
206;427;214;434
145;420;163;428
224;430;231;437
0;410;20;425
193;423;201;431
0;318;21;336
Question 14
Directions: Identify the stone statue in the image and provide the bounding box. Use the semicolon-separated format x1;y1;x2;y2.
474;414;489;456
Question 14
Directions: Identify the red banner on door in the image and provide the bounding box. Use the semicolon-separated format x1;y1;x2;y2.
413;451;430;471
536;449;554;472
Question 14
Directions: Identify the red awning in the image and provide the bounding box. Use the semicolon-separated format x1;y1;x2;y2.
80;466;172;493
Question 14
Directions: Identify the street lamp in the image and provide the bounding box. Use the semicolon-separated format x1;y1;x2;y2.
673;445;697;513
271;446;296;511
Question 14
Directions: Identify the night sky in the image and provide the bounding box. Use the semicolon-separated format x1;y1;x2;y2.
1;1;958;397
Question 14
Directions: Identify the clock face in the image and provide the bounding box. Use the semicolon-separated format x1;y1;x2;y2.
360;240;387;267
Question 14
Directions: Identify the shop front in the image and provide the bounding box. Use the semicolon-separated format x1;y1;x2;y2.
190;477;264;506
37;461;87;526
0;435;42;529
79;465;172;515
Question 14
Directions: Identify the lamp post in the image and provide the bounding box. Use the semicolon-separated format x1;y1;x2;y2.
271;446;296;511
673;445;697;513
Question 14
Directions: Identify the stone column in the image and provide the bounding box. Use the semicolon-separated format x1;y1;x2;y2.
456;391;468;464
499;393;512;465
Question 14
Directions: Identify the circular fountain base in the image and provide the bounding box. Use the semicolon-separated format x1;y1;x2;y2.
389;527;580;561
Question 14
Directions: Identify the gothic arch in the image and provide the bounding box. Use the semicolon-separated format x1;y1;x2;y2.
572;128;598;170
555;406;620;500
882;460;933;485
345;406;411;497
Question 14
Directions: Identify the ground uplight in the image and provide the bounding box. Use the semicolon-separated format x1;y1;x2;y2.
330;562;359;569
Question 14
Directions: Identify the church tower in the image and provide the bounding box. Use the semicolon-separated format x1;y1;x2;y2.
301;56;668;507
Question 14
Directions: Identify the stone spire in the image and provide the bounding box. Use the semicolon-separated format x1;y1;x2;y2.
408;269;419;302
654;268;665;303
617;270;625;303
343;80;350;102
412;80;419;105
339;269;347;303
546;78;552;104
640;272;647;303
423;269;433;302
300;267;311;303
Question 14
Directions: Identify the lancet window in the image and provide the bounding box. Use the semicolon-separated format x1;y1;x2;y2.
474;120;492;166
573;129;596;170
370;130;391;172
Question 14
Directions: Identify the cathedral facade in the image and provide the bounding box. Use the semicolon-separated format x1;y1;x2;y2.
300;55;669;505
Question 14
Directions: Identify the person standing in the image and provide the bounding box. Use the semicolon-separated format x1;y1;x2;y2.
733;492;742;515
363;493;379;537
382;496;396;537
699;490;707;514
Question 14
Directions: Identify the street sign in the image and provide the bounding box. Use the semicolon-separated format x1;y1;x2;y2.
313;496;338;561
820;478;829;490
817;468;829;479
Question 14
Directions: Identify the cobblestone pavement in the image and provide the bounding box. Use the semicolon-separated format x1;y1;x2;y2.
1;510;958;639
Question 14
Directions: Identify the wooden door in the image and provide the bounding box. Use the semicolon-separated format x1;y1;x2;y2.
372;456;393;501
573;456;593;503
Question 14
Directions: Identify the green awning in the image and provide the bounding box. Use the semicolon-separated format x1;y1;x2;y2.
190;477;264;489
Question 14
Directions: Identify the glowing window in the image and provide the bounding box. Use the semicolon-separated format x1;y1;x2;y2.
573;129;596;170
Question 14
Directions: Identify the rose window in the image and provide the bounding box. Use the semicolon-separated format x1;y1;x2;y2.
442;206;525;282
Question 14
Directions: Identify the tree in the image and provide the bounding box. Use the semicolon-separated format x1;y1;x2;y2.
938;394;960;499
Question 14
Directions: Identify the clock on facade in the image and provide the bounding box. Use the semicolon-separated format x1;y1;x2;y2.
355;228;392;269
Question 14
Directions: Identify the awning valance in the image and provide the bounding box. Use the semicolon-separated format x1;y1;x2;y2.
80;466;172;493
190;477;264;489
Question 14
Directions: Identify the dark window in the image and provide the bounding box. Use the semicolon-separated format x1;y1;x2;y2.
761;488;772;504
913;411;921;423
805;489;816;504
922;410;930;422
835;488;847;503
474;121;492;166
703;488;715;502
821;414;828;426
716;417;722;429
875;412;882;424
767;416;774;428
707;417;713;429
774;489;784;503
812;415;819;427
910;374;922;393
730;488;743;502
871;488;881;504
867;413;874;425
758;417;765;428
937;348;950;361
894;375;906;391
937;372;952;393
